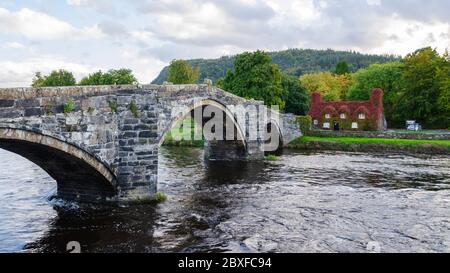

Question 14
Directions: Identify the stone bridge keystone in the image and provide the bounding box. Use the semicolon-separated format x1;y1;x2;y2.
0;84;302;202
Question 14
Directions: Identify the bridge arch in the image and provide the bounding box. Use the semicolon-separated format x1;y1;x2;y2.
0;127;117;202
264;118;284;154
158;99;248;160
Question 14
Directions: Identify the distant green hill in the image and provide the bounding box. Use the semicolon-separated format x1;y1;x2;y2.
151;48;400;84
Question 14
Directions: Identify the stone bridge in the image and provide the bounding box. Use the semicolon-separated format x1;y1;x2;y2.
0;84;301;202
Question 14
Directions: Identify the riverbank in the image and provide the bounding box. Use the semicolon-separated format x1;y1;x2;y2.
288;136;450;155
162;118;204;147
308;129;450;140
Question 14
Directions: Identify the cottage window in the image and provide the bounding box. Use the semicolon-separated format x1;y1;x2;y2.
352;122;358;129
340;113;346;119
313;119;318;125
323;122;330;129
325;114;331;119
358;113;366;120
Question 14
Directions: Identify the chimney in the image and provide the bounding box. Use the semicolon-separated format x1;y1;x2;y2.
311;92;322;105
370;88;383;108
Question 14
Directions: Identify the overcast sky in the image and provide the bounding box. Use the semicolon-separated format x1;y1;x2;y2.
0;0;448;87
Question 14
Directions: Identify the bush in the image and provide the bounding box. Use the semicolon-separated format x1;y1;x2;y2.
154;192;168;203
265;154;279;161
296;115;312;135
108;100;118;113
64;98;75;113
128;102;139;118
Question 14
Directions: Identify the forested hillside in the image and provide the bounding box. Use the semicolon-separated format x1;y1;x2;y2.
151;48;399;84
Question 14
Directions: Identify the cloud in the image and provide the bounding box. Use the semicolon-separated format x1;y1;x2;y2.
3;42;26;49
0;7;103;40
0;0;449;87
0;57;97;87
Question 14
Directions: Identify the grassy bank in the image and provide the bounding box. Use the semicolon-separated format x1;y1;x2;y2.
288;136;450;154
163;118;204;147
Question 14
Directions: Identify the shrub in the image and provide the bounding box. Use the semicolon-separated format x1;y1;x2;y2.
154;192;168;203
265;154;279;161
108;100;118;114
64;98;75;113
296;115;312;135
128;102;139;118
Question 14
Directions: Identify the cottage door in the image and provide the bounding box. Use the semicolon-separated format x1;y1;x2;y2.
333;121;340;131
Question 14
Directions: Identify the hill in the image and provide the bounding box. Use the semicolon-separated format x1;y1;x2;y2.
151;48;400;84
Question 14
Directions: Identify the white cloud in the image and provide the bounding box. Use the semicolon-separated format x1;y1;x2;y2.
0;57;97;87
3;42;26;49
0;7;103;41
369;16;450;55
0;0;449;87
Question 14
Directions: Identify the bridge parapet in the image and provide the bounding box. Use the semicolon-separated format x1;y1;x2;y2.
0;84;301;202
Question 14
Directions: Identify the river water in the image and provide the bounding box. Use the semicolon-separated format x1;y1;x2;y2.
0;147;450;253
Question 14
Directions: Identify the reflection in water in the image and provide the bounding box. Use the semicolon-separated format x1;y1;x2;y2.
0;147;450;253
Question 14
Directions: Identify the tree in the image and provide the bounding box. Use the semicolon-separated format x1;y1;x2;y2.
335;61;350;75
108;68;137;85
167;59;199;84
79;71;105;85
32;69;76;87
299;72;351;101
436;50;450;129
79;69;137;85
220;50;286;109
281;74;309;115
397;47;448;129
346;62;405;127
31;72;45;88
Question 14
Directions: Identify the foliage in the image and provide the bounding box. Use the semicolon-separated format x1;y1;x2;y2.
346;61;405;127
108;100;118;114
128;102;139;118
265;154;279;161
163;118;204;147
437;50;450;129
152;48;399;84
154;192;168;203
397;47;449;129
299;72;351;101
281;74;310;115
32;70;76;87
220;51;286;109
79;69;137;85
335;61;350;75
167;59;200;84
296;116;312;135
63;98;75;113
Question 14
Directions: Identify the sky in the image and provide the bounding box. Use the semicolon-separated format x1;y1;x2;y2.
0;0;448;87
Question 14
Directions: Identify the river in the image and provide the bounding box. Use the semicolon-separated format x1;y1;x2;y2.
0;147;449;253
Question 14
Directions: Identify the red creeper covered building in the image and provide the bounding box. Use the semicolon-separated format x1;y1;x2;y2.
309;89;386;131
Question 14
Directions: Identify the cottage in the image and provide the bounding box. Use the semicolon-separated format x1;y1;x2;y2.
309;89;386;131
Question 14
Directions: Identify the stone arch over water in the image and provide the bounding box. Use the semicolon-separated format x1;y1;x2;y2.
158;99;248;160
0;127;117;202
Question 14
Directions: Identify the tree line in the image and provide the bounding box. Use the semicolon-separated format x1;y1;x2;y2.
31;68;137;87
152;48;399;84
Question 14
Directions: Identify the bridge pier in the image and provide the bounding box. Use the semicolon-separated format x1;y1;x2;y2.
115;91;159;202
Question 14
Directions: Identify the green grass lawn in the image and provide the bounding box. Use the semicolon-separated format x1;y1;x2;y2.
163;118;204;147
289;136;450;149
